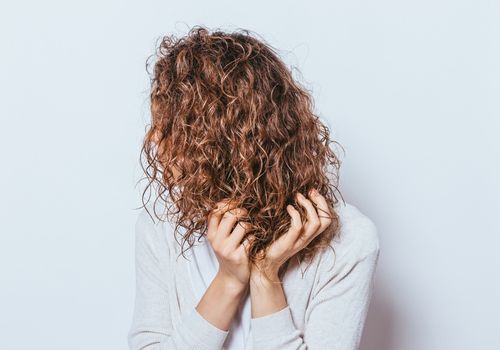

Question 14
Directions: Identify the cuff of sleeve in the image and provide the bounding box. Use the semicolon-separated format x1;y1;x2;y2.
181;306;229;349
250;305;297;341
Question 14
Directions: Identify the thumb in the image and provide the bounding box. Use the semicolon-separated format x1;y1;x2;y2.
242;233;257;257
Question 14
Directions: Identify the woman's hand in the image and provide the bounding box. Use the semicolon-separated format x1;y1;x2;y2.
207;199;254;292
250;188;333;283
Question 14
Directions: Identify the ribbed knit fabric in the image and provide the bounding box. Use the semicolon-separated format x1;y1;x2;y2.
127;200;380;350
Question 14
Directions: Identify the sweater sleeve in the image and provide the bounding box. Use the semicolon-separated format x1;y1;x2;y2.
250;219;380;350
127;208;229;350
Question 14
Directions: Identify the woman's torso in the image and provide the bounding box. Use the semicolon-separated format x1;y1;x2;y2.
151;199;371;349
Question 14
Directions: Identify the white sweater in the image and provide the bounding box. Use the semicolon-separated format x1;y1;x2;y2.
127;200;381;350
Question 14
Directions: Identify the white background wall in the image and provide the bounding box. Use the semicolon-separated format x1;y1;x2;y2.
1;1;498;349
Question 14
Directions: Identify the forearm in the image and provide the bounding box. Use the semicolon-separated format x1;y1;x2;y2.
196;271;247;331
249;271;288;318
248;271;306;350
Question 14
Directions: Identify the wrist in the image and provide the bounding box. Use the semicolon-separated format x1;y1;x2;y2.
214;271;248;295
249;270;287;318
250;268;280;288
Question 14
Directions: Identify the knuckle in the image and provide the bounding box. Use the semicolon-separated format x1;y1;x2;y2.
242;221;252;231
214;200;231;214
222;211;233;220
311;219;321;230
213;201;225;212
216;199;230;208
237;207;248;214
234;207;248;218
236;224;248;233
223;207;249;220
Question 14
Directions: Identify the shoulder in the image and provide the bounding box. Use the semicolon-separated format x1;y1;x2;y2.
315;201;380;275
134;201;173;258
135;201;164;239
333;201;380;257
304;200;381;296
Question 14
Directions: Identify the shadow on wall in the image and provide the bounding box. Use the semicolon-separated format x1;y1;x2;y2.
360;279;398;350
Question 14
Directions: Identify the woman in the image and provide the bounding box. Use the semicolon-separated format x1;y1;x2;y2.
128;26;380;350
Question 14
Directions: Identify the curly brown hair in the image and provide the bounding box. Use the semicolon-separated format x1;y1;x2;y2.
139;25;345;278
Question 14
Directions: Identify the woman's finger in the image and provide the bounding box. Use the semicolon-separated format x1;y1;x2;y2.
227;221;252;251
207;199;239;243
307;189;333;233
239;233;256;257
216;207;248;244
279;204;303;248
294;192;321;242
